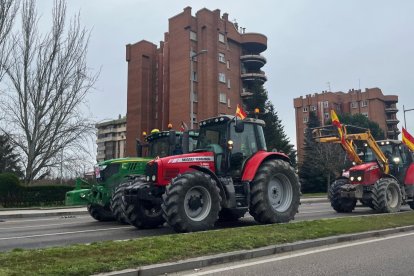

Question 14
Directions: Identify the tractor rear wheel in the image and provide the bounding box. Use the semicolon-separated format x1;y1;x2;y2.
249;159;300;224
110;181;131;224
162;171;221;232
87;204;114;222
372;178;402;213
123;179;164;229
329;179;356;213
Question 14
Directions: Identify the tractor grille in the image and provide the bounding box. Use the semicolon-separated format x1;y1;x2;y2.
145;162;158;180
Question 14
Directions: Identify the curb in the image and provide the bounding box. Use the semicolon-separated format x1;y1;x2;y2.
0;210;89;219
95;225;414;276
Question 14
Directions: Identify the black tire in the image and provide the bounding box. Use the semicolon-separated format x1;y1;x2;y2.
360;199;375;210
87;204;114;221
218;208;246;222
408;202;414;210
329;179;356;213
249;159;300;224
110;181;131;224
123;179;165;229
162;171;221;233
372;178;402;213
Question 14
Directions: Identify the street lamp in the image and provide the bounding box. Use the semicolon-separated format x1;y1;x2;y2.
403;105;414;130
190;49;207;129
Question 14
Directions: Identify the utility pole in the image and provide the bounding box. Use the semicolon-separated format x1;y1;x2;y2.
190;49;207;129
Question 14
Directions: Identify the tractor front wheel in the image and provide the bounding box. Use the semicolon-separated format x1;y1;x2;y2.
125;199;165;229
110;181;131;224
162;171;221;232
329;179;356;213
87;204;114;222
249;159;300;224
372;178;402;213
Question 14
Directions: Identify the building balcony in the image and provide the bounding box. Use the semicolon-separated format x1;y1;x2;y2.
387;129;401;136
240;33;267;53
386;118;400;125
385;107;398;113
240;54;266;70
240;89;254;98
241;72;267;84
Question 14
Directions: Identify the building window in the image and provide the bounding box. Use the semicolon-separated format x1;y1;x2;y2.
325;112;330;119
227;98;231;108
323;101;329;108
310;105;317;111
362;112;368;118
192;114;197;123
219;92;226;103
190;31;197;41
303;116;308;123
193;91;198;102
227;60;230;69
192;71;198;81
351;102;358;109
303;107;308;112
361;100;368;107
218;33;225;43
218;72;226;83
218;53;225;63
227;79;231;89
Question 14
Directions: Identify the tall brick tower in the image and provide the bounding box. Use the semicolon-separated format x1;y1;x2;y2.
125;7;267;156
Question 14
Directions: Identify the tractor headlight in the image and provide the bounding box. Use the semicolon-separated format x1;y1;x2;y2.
357;176;362;181
146;176;150;181
350;176;355;181
151;175;156;181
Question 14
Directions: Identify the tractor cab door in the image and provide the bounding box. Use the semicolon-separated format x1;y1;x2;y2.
229;123;259;178
387;143;412;184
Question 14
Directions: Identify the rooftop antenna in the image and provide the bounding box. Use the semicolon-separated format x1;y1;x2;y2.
358;78;361;90
326;82;331;92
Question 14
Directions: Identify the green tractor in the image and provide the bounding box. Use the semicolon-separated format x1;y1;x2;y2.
65;129;198;223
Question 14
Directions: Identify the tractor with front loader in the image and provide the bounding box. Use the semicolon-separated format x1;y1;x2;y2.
65;129;197;224
313;124;414;213
123;115;300;232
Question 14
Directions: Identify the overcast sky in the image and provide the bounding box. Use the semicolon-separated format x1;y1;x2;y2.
36;0;414;148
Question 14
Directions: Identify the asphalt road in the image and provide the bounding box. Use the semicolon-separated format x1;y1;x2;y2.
0;202;411;252
175;230;414;276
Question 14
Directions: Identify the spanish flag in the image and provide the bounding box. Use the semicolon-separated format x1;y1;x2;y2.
331;109;345;145
236;104;247;120
402;127;414;151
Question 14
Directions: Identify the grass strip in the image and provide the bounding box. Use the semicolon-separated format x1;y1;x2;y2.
1;212;414;275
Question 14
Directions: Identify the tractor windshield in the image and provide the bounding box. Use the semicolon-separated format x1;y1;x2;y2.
196;123;227;151
149;137;171;157
97;163;120;182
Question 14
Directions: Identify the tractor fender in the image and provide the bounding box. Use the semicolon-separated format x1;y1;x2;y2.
189;165;229;203
241;151;291;182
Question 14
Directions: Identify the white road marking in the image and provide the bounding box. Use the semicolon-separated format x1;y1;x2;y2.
1;215;91;224
0;220;103;230
188;231;414;275
0;226;131;240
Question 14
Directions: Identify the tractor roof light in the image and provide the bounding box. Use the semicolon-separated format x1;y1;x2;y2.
167;123;173;129
142;131;147;136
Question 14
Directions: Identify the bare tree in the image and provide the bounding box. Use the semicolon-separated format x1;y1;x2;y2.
0;0;19;80
1;0;98;184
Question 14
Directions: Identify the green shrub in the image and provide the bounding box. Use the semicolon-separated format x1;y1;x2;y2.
0;173;22;207
0;173;73;207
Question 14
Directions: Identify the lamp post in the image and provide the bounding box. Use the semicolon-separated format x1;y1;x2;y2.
190;49;207;129
403;105;414;130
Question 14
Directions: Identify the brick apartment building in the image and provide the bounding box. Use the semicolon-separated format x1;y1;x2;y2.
125;7;267;156
96;115;127;162
293;88;399;163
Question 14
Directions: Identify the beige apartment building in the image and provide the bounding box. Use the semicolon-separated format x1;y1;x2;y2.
96;115;127;162
294;88;399;163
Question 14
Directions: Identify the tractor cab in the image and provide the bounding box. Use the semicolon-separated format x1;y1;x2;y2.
196;116;267;176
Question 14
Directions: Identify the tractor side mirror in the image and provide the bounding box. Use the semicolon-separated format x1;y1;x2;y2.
235;119;244;133
136;139;143;157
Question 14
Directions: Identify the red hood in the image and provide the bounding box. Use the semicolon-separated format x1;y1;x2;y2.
349;162;378;172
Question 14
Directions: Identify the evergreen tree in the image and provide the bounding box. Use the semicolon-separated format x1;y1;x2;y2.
0;133;23;177
244;81;296;165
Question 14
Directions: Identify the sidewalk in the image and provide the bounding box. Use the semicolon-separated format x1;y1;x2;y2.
0;197;327;220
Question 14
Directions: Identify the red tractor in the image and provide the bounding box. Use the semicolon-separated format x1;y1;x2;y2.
123;115;300;232
314;124;414;213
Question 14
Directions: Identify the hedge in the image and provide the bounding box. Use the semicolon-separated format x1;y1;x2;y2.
0;173;73;207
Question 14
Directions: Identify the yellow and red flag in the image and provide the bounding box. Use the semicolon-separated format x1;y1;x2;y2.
402;127;414;151
331;109;346;145
236;104;247;120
